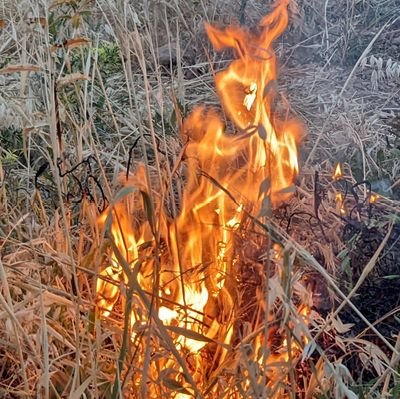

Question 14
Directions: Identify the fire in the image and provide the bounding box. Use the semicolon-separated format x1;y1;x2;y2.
95;0;307;396
335;192;346;215
369;193;379;204
333;162;342;180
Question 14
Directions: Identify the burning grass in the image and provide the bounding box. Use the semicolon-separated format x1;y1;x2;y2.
1;0;400;398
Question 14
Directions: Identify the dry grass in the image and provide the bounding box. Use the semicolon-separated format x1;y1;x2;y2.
0;0;400;398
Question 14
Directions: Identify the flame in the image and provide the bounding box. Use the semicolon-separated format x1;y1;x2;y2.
95;0;307;396
204;0;300;205
369;193;379;204
335;192;346;215
333;162;342;180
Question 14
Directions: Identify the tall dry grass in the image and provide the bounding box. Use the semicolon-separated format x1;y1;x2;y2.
0;0;399;398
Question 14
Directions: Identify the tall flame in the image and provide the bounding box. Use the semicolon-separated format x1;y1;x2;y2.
96;0;306;396
203;0;300;206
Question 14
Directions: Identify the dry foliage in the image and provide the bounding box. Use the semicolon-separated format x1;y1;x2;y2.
0;0;399;398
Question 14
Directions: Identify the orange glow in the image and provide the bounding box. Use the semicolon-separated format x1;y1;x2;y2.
95;0;307;396
335;192;346;215
333;162;342;180
369;193;379;204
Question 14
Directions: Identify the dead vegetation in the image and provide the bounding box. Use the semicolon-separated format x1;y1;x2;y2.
0;0;399;398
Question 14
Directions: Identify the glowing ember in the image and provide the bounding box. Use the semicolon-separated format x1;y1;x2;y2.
96;0;307;396
369;193;379;204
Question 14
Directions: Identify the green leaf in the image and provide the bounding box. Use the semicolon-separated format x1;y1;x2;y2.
382;275;400;280
102;185;138;237
163;378;193;396
258;178;270;198
165;325;231;350
276;185;296;195
233;128;257;142
263;80;278;98
140;190;156;235
258;123;267;140
258;196;272;218
166;325;213;344
376;148;385;164
113;185;138;203
302;341;317;361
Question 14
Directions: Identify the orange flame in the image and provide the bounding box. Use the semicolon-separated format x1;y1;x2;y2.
333;162;342;180
204;0;300;205
96;0;306;395
369;193;379;204
335;192;346;215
